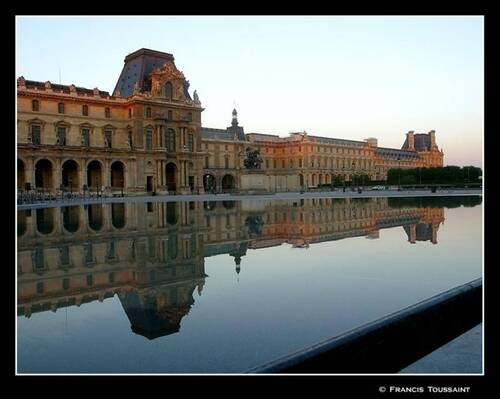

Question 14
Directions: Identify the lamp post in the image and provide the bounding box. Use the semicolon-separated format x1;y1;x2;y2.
342;166;346;192
352;161;356;192
397;157;401;191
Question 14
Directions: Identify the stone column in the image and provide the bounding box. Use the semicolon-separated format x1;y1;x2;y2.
104;160;111;190
79;159;87;191
54;158;62;191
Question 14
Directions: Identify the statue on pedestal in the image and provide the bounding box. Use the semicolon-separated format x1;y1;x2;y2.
243;147;263;169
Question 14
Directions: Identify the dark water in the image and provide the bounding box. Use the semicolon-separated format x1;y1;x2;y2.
16;196;482;373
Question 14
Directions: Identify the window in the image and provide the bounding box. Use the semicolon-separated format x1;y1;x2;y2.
30;125;41;145
128;108;132;118
81;128;90;147
86;274;93;286
56;127;66;146
167;110;173;120
60;246;70;266
205;156;209;168
188;112;193;122
105;107;111;118
109;272;115;283
145;107;151;118
36;282;44;294
166;129;176;152
104;130;112;148
188;134;194;152
165;81;173;99
225;157;229;169
266;159;269;168
84;243;93;264
32;99;39;111
82;104;88;116
145;129;153;150
282;160;285;168
299;158;302;168
128;131;133;149
62;278;70;290
273;160;277;168
58;102;65;114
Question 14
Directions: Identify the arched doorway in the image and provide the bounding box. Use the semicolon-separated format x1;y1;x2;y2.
203;174;216;192
221;174;235;192
17;159;26;189
88;204;103;231
111;161;125;189
166;202;178;225
36;208;54;234
17;210;27;237
87;161;102;191
165;163;177;192
35;159;53;190
62;160;80;192
112;203;126;229
62;206;80;233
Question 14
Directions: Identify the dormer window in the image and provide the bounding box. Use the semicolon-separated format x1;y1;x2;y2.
58;103;65;114
82;104;88;116
165;81;173;99
32;99;39;112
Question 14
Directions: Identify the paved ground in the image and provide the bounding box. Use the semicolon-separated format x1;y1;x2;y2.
399;323;482;374
17;189;482;210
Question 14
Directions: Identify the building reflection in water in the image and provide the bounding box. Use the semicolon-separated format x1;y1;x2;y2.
17;196;481;340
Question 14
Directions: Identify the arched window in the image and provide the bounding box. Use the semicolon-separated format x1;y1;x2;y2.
82;104;88;116
32;99;39;112
105;107;111;118
165;81;173;99
145;107;151;118
58;103;65;114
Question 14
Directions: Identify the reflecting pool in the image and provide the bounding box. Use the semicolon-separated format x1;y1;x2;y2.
16;196;482;373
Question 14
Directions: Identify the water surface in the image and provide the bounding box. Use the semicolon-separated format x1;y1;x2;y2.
17;196;482;373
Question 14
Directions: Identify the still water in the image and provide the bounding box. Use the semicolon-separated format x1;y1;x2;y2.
17;196;482;373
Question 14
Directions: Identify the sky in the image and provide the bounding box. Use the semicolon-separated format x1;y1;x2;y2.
16;16;483;167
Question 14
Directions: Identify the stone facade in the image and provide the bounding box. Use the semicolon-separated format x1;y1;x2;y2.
17;48;444;195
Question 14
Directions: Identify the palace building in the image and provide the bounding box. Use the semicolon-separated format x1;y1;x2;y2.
17;48;444;195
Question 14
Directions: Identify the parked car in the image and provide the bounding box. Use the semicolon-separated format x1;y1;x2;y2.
371;185;385;190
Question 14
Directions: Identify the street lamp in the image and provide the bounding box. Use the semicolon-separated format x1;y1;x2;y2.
397;157;401;191
352;161;356;192
342;166;346;192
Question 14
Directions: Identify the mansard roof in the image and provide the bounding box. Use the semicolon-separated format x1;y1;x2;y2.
22;80;112;98
401;133;433;151
201;127;238;141
376;147;419;159
113;48;191;100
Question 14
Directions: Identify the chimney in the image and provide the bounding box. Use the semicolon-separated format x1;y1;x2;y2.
429;130;437;149
407;131;415;150
365;137;378;147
